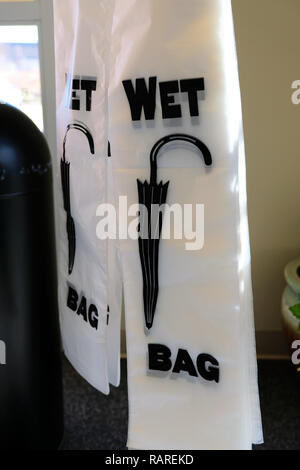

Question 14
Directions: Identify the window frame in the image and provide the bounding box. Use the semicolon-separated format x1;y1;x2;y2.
0;0;57;157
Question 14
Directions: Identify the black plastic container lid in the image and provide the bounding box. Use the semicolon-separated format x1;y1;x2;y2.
0;103;52;197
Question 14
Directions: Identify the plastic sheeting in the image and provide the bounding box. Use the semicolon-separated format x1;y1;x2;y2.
54;0;263;449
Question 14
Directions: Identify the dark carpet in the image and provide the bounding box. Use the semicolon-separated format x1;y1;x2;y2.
62;358;300;451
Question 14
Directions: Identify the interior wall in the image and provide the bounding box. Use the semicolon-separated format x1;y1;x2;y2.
232;0;300;344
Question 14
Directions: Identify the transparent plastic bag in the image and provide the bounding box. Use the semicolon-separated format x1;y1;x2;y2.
54;0;121;393
108;0;263;449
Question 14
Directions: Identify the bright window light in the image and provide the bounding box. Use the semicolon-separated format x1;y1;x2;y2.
0;24;43;131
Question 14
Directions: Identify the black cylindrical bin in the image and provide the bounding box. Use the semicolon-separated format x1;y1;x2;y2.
0;104;63;449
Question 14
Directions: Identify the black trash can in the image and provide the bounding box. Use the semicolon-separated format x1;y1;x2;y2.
0;104;64;450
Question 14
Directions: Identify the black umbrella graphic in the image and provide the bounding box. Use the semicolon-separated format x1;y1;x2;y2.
61;122;95;275
137;134;212;330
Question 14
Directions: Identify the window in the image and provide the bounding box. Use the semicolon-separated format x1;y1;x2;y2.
0;24;43;130
0;0;56;156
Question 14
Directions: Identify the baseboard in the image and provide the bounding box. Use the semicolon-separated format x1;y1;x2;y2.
121;329;290;359
256;330;290;358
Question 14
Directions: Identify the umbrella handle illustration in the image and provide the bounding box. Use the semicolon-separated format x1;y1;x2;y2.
63;122;95;162
138;134;212;331
150;133;212;185
61;121;95;275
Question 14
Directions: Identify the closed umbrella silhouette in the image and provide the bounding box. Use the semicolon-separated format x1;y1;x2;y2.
61;122;95;274
137;134;212;330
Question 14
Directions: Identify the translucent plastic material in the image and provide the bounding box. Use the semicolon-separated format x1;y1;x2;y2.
54;0;263;449
108;0;263;449
54;0;121;394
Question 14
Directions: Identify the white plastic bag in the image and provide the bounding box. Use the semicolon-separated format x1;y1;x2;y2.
108;0;263;449
54;0;121;393
54;0;263;450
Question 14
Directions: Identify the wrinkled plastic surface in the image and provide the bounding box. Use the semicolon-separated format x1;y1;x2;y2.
54;0;121;394
108;0;263;449
54;0;263;449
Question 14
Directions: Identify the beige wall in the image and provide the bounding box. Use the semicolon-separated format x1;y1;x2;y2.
232;0;300;338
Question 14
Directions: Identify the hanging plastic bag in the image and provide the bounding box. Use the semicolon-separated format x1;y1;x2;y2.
108;0;263;449
54;0;121;393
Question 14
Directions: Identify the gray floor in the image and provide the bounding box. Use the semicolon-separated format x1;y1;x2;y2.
62;358;300;450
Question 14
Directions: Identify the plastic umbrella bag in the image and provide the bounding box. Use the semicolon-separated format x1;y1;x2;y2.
54;0;122;393
108;0;263;449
